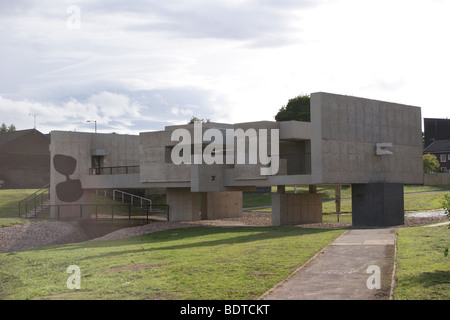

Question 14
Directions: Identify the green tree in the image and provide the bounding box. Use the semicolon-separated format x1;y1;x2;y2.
275;94;310;122
423;153;440;173
188;116;210;124
0;123;16;132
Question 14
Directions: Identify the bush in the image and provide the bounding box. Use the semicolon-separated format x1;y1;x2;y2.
423;153;440;173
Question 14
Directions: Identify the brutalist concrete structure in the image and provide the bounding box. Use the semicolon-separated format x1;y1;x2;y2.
49;92;423;227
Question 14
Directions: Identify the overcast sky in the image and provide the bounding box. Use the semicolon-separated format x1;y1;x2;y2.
1;0;449;134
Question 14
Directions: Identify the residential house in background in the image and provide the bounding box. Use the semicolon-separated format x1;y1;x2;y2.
423;140;450;173
0;129;50;188
423;118;450;148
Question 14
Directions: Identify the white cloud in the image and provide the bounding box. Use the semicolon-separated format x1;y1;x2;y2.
1;0;450;136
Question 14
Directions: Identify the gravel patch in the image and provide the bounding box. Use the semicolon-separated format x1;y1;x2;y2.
1;211;448;253
0;220;90;253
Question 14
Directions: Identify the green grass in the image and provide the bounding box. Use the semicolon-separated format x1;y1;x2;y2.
394;225;450;300
243;185;450;209
246;189;450;214
0;226;344;300
0;189;38;218
0;218;29;228
404;192;450;211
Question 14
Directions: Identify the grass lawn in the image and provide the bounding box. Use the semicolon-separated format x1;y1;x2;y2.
394;225;450;300
245;188;450;214
0;226;344;300
0;189;38;218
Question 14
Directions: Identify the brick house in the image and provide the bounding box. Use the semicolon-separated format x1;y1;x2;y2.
0;129;50;188
423;140;450;173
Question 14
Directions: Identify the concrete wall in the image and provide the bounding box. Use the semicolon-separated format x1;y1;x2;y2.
139;120;312;190
49;131;140;214
272;193;322;226
424;173;450;186
204;191;243;220
166;188;201;222
310;92;423;185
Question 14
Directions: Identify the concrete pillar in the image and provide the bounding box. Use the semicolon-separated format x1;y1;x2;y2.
204;191;243;220
200;192;208;220
167;189;242;222
335;185;341;214
351;183;404;227
166;188;200;222
272;192;322;226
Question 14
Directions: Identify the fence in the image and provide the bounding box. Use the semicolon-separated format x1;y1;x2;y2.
22;203;169;223
89;165;140;175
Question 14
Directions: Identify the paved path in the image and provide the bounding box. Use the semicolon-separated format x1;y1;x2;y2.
261;228;397;300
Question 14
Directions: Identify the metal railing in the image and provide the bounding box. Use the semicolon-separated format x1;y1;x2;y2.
89;165;139;175
23;203;169;223
18;184;50;218
113;189;152;209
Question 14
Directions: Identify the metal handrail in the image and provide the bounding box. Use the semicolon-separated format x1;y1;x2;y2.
89;165;139;175
29;203;169;223
113;189;152;209
18;184;50;218
19;183;50;203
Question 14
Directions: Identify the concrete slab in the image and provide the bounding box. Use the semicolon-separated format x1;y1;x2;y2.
261;228;396;300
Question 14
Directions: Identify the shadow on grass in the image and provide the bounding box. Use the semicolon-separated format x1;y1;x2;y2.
402;270;450;288
51;226;341;262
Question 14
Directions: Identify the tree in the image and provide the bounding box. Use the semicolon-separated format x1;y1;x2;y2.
274;94;310;122
0;123;16;132
188;116;210;124
423;153;440;173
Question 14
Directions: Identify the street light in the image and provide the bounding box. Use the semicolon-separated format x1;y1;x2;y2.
86;120;97;133
29;113;40;129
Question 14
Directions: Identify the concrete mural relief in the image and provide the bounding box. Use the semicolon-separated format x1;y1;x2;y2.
53;154;84;202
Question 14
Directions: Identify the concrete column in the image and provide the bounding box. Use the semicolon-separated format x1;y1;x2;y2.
351;183;404;227
166;188;200;222
335;185;341;214
205;191;243;220
272;192;322;226
200;192;208;220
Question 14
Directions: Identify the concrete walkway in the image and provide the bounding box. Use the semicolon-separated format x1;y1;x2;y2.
261;228;397;300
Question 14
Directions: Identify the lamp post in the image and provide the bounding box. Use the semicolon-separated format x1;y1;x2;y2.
29;113;40;129
86;120;97;133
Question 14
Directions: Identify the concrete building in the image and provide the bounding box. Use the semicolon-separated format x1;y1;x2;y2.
0;129;50;188
49;92;423;227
